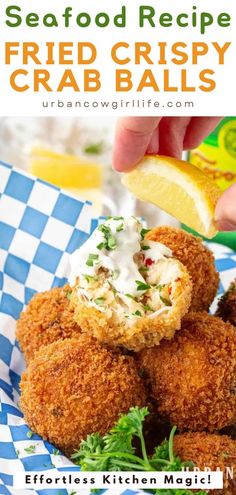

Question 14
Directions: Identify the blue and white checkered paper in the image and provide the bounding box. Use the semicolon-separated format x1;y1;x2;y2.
1;161;236;495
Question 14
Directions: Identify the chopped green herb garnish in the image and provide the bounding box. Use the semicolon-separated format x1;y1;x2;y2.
125;293;135;299
66;291;72;300
24;445;36;454
84;141;104;154
112;269;120;280
96;242;105;250
98;224;110;235
116;223;124;232
83;274;96;283
160;295;172;307
16;449;20;456
72;406;207;495
86;253;99;267
53;449;60;456
107;235;117;250
27;430;33;439
136;280;151;291
139;266;149;272
143;304;154;312
156;284;166;291
142;245;151;251
140;228;151;240
94;298;105;306
86;260;94;267
98;223;117;251
111;216;123;221
132;310;142;317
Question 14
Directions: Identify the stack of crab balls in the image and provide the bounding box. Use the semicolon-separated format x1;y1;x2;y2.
17;227;236;494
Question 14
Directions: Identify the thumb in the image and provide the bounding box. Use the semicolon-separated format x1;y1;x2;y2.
113;117;161;172
215;184;236;231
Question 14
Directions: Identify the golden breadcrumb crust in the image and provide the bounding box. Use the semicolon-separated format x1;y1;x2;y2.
147;226;219;312
174;432;236;495
71;260;192;351
20;336;147;456
139;313;236;431
216;279;236;327
16;285;81;364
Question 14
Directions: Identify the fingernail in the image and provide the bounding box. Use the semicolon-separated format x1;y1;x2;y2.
112;154;123;172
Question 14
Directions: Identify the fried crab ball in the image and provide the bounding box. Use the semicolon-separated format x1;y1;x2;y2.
146;226;219;312
20;336;147;456
216;279;236;327
139;313;236;432
69;217;192;351
174;432;236;495
16;285;80;364
221;424;236;441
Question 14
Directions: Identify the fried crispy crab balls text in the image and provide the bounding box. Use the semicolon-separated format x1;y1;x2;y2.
147;226;219;312
139;313;236;431
70;217;192;351
20;336;147;456
174;432;236;495
16;285;80;364
216;279;236;327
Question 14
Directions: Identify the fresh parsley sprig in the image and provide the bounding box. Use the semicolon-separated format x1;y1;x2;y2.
71;407;207;495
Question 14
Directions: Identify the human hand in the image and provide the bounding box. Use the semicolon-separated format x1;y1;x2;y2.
112;116;222;171
215;184;236;231
113;116;236;231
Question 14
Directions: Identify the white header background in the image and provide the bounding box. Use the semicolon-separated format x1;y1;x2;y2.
0;0;235;116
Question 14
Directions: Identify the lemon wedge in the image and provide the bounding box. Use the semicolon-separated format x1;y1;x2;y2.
29;146;103;189
28;146;103;214
122;155;222;239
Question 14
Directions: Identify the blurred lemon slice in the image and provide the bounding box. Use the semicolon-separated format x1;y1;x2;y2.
29;146;102;189
28;146;103;214
122;154;222;239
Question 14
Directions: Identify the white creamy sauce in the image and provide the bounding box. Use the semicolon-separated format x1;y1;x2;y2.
69;217;174;320
143;240;172;262
69;217;142;294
